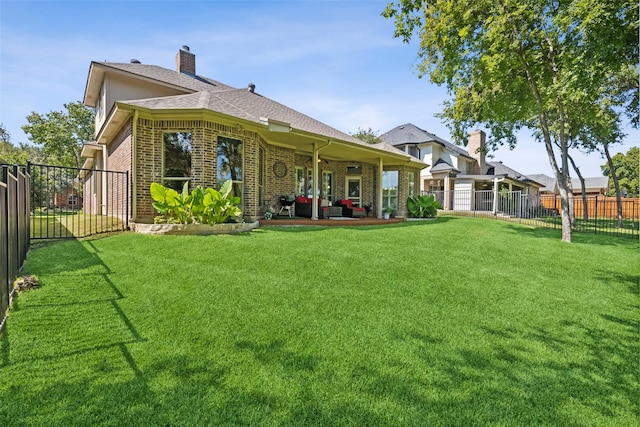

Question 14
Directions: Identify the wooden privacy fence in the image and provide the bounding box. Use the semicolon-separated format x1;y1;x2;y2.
1;165;30;334
540;195;639;220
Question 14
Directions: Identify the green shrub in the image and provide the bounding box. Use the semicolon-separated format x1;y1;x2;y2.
150;181;242;225
407;194;442;218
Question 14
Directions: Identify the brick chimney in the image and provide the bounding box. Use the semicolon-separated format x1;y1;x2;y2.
176;45;195;75
467;130;486;174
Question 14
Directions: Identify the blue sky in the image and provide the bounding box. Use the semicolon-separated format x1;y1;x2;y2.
1;0;636;177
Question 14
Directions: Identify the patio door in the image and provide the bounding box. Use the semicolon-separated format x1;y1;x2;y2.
345;176;361;206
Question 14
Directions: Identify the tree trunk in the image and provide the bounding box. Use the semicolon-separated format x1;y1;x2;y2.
568;154;588;221
603;142;623;228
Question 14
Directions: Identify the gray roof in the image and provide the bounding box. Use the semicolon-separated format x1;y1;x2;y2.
96;62;234;92
527;173;609;191
572;176;609;189
430;158;460;173
124;89;362;144
487;162;544;187
89;61;426;164
527;174;556;192
380;123;472;158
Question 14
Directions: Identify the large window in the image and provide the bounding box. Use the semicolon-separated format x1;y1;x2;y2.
217;136;243;201
382;170;398;209
307;169;314;198
295;167;305;196
163;132;192;191
321;170;334;201
408;171;416;197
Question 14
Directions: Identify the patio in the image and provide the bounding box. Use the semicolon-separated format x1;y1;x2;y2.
259;216;405;227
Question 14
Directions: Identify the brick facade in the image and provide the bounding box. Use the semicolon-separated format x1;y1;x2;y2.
87;115;423;223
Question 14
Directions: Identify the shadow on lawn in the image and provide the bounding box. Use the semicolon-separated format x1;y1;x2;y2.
1;311;637;425
500;221;640;246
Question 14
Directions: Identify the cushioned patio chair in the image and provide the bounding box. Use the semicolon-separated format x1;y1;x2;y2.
337;199;366;218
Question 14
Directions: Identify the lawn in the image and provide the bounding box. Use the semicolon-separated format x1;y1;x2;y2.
30;212;127;239
1;217;638;426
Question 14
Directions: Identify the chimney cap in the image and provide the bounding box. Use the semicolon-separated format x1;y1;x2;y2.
181;45;190;52
130;59;141;64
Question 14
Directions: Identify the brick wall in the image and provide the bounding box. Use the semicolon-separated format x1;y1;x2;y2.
132;118;281;222
110;115;422;222
107;121;133;220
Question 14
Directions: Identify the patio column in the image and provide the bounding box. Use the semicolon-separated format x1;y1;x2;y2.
492;177;499;214
444;175;451;210
377;157;383;218
312;144;319;220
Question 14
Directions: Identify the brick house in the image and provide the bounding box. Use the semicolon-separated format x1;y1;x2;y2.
80;46;426;223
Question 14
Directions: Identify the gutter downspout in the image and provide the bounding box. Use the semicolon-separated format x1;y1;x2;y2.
312;140;332;220
132;110;138;223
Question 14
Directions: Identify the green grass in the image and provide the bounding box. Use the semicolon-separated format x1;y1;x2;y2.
30;212;126;239
1;217;638;426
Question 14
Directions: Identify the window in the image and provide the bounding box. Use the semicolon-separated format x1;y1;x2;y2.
307;169;314;198
295;167;305;196
408;171;416;197
68;193;78;207
217;136;243;201
321;170;334;201
382;170;398;209
163;132;192;191
408;146;419;158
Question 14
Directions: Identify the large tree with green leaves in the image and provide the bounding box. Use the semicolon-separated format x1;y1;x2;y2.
351;127;383;144
602;147;639;198
0;123;42;165
21;101;94;168
383;0;638;242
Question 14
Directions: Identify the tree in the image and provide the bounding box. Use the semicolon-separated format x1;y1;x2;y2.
602;147;639;198
383;0;638;242
351;127;383;144
0;123;41;165
21;101;94;168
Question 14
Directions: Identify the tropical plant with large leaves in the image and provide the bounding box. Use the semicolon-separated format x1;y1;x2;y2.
407;194;442;218
150;180;242;225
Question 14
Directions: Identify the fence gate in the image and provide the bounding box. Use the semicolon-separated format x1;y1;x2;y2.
28;163;129;240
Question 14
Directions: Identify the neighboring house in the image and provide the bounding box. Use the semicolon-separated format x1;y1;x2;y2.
80;46;427;223
380;123;544;213
528;174;609;195
53;188;82;210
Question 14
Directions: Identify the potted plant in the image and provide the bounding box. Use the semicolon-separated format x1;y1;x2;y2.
383;205;395;220
264;206;273;220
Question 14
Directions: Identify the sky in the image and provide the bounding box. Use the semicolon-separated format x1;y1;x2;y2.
0;0;637;178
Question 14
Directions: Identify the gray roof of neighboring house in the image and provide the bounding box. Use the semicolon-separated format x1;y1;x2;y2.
430;158;460;173
380;123;473;158
572;176;609;189
527;174;609;191
489;161;533;182
527;174;556;192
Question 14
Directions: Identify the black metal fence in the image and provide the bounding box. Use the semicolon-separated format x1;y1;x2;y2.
28;163;129;240
1;165;30;333
424;189;639;239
